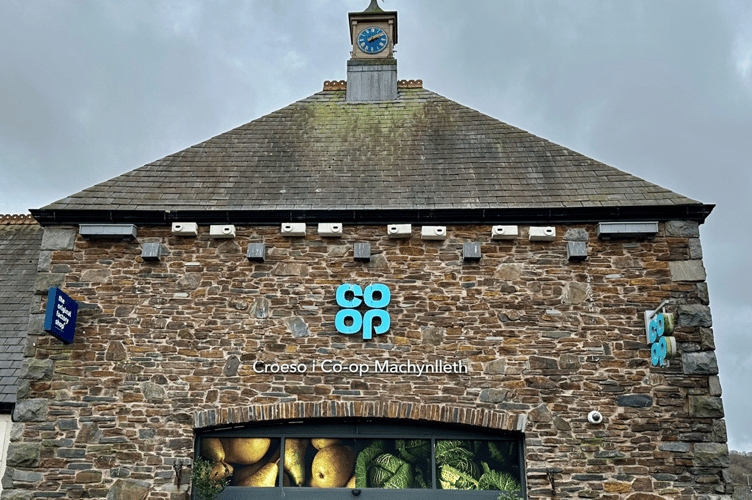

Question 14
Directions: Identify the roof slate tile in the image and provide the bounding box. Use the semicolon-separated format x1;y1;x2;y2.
0;223;42;405
37;88;700;215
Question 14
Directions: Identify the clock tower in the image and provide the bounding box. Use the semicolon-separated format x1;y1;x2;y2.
346;0;398;102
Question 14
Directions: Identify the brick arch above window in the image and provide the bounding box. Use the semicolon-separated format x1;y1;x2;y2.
193;401;528;432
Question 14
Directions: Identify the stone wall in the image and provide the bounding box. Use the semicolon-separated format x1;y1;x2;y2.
3;221;730;499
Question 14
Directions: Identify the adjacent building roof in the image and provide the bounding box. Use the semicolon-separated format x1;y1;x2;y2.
0;215;42;409
32;87;712;225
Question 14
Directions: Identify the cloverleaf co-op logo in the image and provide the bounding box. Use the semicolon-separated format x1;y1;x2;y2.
646;311;677;366
335;284;390;340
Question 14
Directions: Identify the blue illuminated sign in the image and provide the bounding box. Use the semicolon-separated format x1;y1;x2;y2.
44;287;78;344
645;309;676;366
335;284;390;340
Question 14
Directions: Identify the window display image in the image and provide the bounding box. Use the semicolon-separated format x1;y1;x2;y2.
201;437;283;487
353;439;431;489
435;440;521;492
285;438;359;488
197;434;521;495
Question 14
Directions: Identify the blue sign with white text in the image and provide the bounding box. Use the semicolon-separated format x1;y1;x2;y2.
335;283;390;340
44;287;78;344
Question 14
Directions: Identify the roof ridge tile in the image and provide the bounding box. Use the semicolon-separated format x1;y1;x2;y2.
0;214;38;225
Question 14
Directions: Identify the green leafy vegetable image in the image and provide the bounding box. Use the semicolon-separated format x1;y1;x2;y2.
435;440;521;492
396;439;431;489
478;461;521;492
436;440;480;489
396;439;430;463
352;438;520;492
356;440;386;488
368;453;414;489
413;466;429;489
487;441;518;467
497;491;521;500
438;462;481;489
435;440;475;466
485;441;521;482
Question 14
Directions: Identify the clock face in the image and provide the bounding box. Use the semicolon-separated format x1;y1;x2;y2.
357;26;388;54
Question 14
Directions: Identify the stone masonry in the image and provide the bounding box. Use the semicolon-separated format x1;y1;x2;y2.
4;220;729;500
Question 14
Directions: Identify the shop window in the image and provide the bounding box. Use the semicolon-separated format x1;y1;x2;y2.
195;420;525;499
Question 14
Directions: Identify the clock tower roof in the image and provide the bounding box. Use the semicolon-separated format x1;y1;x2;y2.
349;1;398;46
363;0;384;14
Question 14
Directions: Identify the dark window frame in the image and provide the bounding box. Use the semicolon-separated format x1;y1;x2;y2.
195;418;526;499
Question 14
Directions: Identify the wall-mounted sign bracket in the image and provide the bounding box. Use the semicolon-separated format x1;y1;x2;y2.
43;287;78;344
647;299;671;320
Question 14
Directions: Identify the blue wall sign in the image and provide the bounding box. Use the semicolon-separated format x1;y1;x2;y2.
44;287;78;344
644;309;676;366
335;283;390;340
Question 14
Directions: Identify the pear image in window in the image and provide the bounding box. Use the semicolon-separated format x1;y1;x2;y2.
239;459;279;487
232;447;280;486
284;438;309;486
201;438;225;462
233;460;266;486
311;438;342;450
311;445;356;488
209;461;233;481
221;438;271;465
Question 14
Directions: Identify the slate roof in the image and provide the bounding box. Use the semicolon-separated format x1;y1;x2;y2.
0;216;42;408
32;87;711;225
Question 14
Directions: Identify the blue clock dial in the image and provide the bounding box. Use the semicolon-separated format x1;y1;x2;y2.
357;26;388;54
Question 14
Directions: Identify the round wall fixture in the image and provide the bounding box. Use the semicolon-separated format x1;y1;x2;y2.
587;410;603;425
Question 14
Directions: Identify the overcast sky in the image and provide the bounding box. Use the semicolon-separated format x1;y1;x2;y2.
1;0;751;450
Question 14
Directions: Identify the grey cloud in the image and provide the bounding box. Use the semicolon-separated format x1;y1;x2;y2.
0;0;750;451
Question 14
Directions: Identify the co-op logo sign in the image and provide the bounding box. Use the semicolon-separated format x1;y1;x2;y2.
335;284;390;340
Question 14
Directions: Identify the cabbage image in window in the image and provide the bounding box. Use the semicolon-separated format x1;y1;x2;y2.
435;440;521;494
355;439;431;489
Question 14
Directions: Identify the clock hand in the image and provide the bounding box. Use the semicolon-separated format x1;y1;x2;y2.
368;34;384;42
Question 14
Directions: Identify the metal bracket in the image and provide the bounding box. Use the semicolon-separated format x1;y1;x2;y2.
547;469;557;496
173;458;188;486
648;299;671;319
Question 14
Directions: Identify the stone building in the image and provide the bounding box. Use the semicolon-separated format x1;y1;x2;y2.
3;3;728;500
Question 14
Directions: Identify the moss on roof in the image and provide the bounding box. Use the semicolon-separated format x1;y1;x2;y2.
37;87;702;218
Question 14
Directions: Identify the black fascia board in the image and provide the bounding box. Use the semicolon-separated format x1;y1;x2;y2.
31;204;714;227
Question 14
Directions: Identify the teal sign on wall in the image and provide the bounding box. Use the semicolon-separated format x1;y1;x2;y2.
44;287;78;344
335;283;390;340
645;309;676;366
